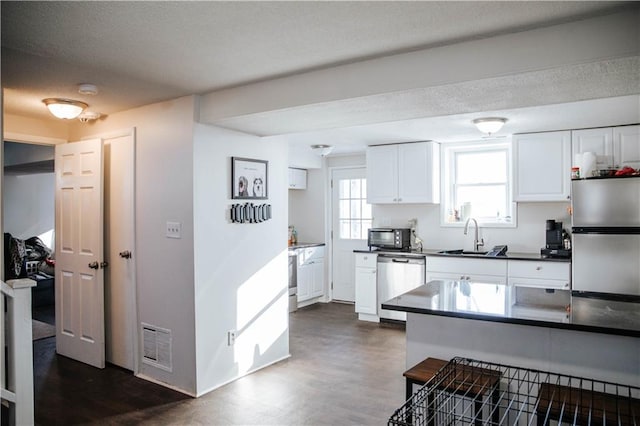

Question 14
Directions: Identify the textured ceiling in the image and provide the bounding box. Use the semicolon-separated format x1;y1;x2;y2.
1;1;633;121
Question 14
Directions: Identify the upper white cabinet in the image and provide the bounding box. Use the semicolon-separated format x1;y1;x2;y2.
513;131;571;202
571;127;614;170
613;125;640;169
572;125;640;171
288;167;307;190
366;141;440;204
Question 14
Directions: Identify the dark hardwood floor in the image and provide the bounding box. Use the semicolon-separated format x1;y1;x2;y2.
33;302;407;425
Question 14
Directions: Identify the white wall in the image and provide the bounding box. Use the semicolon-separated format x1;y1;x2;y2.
324;153;569;253
192;124;289;396
288;168;325;244
373;202;571;253
3;173;54;247
69;96;198;394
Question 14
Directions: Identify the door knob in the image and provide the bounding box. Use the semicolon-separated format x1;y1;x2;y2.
119;250;132;259
100;261;109;269
88;261;99;269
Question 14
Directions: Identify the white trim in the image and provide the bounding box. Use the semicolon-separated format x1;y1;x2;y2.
3;132;67;145
194;353;292;398
327;165;367;302
440;140;516;228
134;373;197;398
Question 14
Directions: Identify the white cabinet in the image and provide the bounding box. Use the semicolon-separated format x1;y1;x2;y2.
613;125;640;169
366;141;439;204
426;257;507;285
507;260;570;290
571;127;614;170
288;167;307;190
297;246;324;302
354;253;377;316
571;125;640;171
513;131;571;202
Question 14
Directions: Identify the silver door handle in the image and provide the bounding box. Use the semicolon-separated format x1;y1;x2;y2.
88;261;99;269
119;250;132;259
100;261;109;269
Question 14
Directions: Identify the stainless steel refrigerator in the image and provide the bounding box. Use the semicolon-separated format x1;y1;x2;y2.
572;177;640;297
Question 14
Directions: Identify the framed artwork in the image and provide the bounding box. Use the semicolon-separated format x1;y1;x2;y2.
231;157;268;200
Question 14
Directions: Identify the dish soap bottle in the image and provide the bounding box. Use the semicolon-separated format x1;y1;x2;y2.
292;227;298;246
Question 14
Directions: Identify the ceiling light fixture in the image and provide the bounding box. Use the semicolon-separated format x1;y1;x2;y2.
311;144;334;157
472;117;508;135
42;98;88;120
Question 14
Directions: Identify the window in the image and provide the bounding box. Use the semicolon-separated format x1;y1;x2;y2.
442;141;515;227
338;178;372;239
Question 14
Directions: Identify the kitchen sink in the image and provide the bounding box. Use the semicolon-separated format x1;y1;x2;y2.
438;249;488;256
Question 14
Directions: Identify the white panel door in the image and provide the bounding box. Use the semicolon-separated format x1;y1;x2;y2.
614;125;640;169
104;132;136;370
331;168;370;302
55;138;105;369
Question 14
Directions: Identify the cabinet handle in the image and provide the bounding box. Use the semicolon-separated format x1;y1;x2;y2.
536;266;542;271
398;198;402;202
363;256;368;260
371;270;376;274
564;283;569;288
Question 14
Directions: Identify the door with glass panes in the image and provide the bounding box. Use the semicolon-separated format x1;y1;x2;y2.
331;168;372;302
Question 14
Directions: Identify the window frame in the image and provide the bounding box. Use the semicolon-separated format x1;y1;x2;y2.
337;177;372;240
440;140;516;228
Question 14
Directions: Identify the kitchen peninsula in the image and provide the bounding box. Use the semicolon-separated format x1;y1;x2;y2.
383;281;640;387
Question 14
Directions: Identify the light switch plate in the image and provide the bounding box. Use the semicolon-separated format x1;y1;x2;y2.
166;221;182;239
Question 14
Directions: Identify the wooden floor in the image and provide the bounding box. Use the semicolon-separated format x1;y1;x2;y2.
33;302;407;425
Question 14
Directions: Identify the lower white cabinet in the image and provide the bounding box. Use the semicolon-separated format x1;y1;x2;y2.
354;253;377;315
297;246;324;303
426;257;507;285
507;260;570;290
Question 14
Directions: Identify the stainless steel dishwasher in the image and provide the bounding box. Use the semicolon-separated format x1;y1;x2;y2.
377;254;425;321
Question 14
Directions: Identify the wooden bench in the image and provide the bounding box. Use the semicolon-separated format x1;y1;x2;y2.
404;358;502;426
537;382;640;425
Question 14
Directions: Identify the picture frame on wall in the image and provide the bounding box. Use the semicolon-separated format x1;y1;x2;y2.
231;157;268;200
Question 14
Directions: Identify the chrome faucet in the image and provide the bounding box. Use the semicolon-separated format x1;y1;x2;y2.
464;218;484;252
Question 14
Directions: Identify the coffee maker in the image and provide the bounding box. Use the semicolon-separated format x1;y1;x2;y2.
541;219;571;258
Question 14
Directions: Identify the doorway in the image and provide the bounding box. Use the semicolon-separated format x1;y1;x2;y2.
330;167;371;302
2;130;137;371
3;141;56;333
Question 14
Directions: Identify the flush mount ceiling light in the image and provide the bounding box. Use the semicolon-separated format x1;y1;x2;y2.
472;117;508;135
311;144;334;156
42;98;88;119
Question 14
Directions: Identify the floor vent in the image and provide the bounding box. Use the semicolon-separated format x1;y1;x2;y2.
141;323;172;372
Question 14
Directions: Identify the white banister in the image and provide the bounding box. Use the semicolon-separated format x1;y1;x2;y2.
2;278;36;426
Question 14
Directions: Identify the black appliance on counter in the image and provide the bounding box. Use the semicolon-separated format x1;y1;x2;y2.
541;219;571;258
368;228;411;251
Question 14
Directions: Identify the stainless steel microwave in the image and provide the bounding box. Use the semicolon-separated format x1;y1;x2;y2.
368;228;411;251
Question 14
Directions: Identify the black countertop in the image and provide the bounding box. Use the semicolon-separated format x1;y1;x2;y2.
381;280;640;337
354;248;571;262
